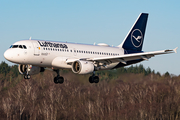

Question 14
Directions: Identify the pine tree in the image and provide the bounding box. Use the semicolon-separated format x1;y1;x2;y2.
0;61;10;76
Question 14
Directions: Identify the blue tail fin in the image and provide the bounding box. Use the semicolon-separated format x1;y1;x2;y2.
119;13;148;51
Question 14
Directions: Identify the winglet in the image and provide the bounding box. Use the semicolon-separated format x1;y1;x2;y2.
174;47;178;53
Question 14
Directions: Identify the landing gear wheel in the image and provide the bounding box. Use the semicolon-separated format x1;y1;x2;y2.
53;69;64;84
58;76;64;84
54;77;59;84
89;76;94;83
94;76;99;83
54;76;64;84
24;74;30;79
27;75;31;79
89;76;99;83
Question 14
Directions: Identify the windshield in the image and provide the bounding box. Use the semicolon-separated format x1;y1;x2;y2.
10;45;27;49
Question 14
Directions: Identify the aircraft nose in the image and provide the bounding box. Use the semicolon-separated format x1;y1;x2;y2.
4;49;13;61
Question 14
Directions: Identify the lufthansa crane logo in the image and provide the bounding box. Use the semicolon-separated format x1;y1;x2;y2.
131;29;143;48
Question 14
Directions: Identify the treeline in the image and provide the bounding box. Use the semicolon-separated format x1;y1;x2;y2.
0;61;180;120
0;61;171;81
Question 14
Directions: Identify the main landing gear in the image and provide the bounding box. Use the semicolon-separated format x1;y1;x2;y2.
54;70;64;84
89;72;99;83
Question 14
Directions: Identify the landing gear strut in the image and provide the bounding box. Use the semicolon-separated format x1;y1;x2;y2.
54;70;64;84
89;72;99;83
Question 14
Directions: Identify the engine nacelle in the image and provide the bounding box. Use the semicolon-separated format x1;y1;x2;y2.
18;64;45;75
72;60;94;74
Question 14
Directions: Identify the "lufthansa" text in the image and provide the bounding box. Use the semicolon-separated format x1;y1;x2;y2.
38;41;68;49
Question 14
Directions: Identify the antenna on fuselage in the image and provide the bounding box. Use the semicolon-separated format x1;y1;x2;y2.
29;37;32;40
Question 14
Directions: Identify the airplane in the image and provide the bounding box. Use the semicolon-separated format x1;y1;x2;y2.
4;13;177;84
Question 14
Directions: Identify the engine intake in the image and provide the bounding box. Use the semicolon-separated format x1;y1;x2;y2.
72;60;94;74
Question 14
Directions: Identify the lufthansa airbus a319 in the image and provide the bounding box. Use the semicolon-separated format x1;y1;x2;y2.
4;13;177;84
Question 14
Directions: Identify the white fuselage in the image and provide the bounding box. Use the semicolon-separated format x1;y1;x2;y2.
4;40;124;70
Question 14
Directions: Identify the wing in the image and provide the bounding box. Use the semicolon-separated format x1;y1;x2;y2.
66;47;178;65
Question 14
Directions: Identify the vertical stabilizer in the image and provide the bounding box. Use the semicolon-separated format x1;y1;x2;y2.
118;13;148;51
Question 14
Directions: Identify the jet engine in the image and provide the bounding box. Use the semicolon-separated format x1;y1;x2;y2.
72;60;94;74
18;64;45;75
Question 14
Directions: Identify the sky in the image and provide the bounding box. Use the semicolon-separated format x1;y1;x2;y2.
0;0;180;75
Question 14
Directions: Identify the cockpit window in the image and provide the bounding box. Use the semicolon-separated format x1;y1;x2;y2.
19;45;23;48
23;45;27;49
12;45;18;48
10;45;27;49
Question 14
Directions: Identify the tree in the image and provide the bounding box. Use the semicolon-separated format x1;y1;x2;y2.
164;72;170;77
156;72;161;77
138;64;144;74
10;65;19;77
0;61;10;76
145;67;152;76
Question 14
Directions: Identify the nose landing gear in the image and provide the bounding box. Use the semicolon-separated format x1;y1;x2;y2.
23;65;31;79
24;74;31;79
